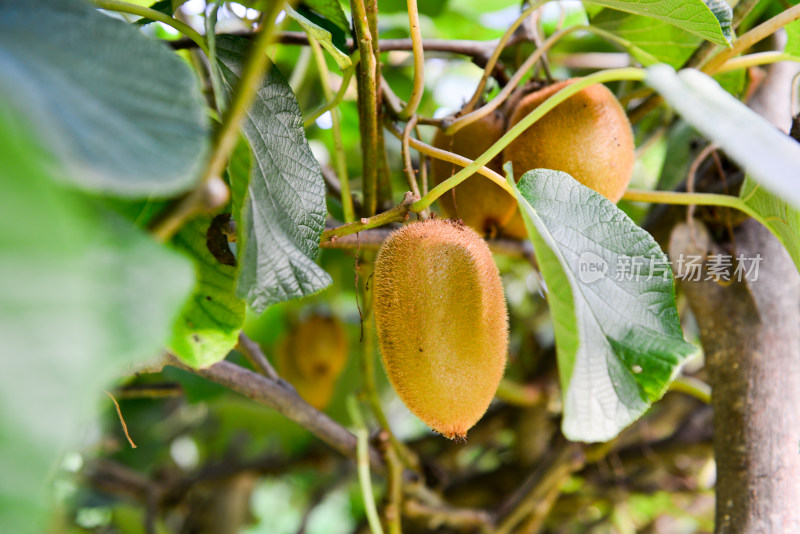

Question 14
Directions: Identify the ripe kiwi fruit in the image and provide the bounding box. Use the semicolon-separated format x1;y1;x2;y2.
373;219;508;439
276;314;349;409
504;79;635;204
431;109;517;236
434;80;634;239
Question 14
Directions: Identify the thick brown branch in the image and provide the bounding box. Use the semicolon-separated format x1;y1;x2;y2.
167;357;385;474
672;221;800;532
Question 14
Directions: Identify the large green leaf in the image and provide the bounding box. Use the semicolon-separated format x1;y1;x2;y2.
646;65;800;210
586;0;732;45
0;0;209;197
216;36;331;313
0;104;193;531
590;9;700;67
510;169;696;442
168;215;246;368
740;176;800;274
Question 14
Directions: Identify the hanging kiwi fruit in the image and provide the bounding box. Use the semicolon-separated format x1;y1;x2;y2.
432;79;635;239
373;219;508;439
275;314;349;410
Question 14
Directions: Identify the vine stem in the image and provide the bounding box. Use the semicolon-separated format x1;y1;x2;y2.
445;25;571;135
320;192;418;242
92;0;209;54
669;376;712;404
703;4;800;74
347;396;386;534
716;51;800;73
413;68;648;212
307;36;356;222
303;66;355;128
622;189;769;229
397;0;424;119
461;1;546;114
351;0;380;216
150;2;285;241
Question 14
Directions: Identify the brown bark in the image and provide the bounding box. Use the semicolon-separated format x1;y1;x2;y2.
672;220;800;533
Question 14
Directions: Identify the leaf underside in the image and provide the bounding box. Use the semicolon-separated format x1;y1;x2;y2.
511;169;696;443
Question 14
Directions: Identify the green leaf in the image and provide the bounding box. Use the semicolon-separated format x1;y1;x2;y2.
509;168;696;443
216;36;332;313
0;0;209;197
590;9;700;67
740;176;800;274
286;4;352;70
0;103;193;531
168;215;246;368
303;0;351;33
585;0;732;45
646;65;800;210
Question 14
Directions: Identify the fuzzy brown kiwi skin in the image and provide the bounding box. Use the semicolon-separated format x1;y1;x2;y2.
431;109;517;236
276;314;349;410
503;80;635;215
373;219;508;439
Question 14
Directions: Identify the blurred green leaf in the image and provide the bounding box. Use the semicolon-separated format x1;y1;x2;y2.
216;36;331;313
0;0;209;197
168;215;246;368
646;65;800;210
0;103;193;532
586;0;732;45
510;169;696;442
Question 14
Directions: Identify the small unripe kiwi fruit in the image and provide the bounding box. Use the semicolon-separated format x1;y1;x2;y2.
431;110;517;236
373;219;508;439
504;79;635;204
276;314;349;409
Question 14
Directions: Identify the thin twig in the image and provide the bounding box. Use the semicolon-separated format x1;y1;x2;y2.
168;357;385;473
105;390;137;449
401;116;422;199
236;332;279;380
307;36;356;222
347;396;386;534
320;192;418;242
462;2;545;114
493;443;585;534
303;66;355;128
397;0;424;119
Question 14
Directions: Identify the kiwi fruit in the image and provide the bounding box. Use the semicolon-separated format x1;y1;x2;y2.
504;79;635;204
434;80;634;239
431;109;517;236
276;314;349;410
373;219;508;439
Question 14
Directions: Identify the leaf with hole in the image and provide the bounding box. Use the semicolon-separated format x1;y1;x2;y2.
510;168;697;442
168;215;246;368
